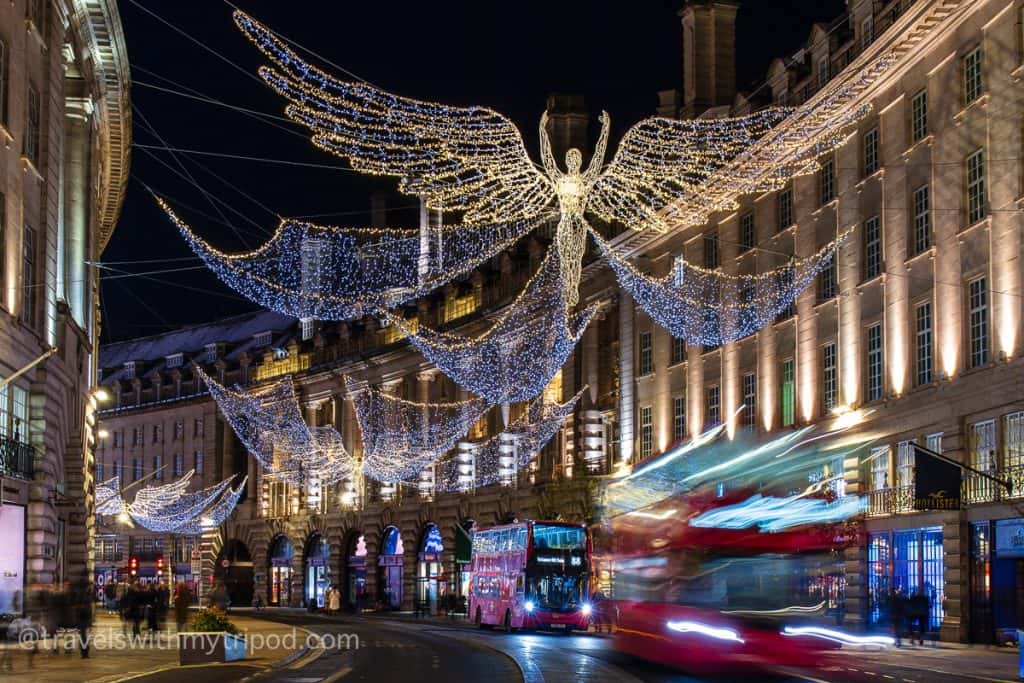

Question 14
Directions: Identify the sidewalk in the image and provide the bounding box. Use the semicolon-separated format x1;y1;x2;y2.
0;611;307;683
832;641;1021;682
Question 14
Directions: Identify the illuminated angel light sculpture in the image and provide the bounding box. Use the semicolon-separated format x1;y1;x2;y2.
94;473;248;534
168;11;892;338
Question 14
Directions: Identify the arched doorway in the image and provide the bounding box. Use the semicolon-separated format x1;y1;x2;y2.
377;526;404;610
344;532;367;612
304;533;332;609
268;535;293;607
215;540;254;607
417;523;445;615
454;519;475;612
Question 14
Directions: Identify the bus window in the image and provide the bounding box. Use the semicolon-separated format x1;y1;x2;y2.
516;574;524;594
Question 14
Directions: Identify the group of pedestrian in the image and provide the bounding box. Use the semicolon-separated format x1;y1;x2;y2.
888;586;932;647
119;581;170;635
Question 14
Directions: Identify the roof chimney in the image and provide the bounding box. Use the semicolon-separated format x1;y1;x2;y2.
680;0;739;117
544;94;589;167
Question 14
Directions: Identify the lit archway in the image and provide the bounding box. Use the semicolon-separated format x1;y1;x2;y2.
417;522;445;615
303;532;331;609
215;539;253;607
378;526;404;610
268;535;293;607
343;531;367;611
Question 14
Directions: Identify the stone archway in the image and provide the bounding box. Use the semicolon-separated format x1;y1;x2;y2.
377;525;404;610
214;539;254;607
416;522;445;615
268;534;294;607
342;531;368;612
303;532;332;609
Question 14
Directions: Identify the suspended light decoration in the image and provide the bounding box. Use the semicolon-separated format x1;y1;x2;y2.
346;377;490;482
95;475;127;516
95;473;248;534
592;228;852;347
172;476;249;536
128;477;236;533
429;388;584;492
389;250;598;404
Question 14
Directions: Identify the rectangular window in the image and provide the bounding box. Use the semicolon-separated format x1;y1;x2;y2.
639;406;653;460
817;56;830;89
153;455;163;480
963;46;984;105
1005;413;1024;487
133;458;142;482
966;148;987;225
969;277;989;367
819;254;837;302
968;420;997;503
174;452;183;478
25;82;40;168
174;419;184;440
704;231;719;269
912;184;931;254
96;461;103;482
781;359;795;427
300;317;315;341
195;450;204;475
896;440;915;489
113;460;122;480
925;432;943;454
915;302;933;385
9;385;27;442
860;15;874;51
706;385;720;428
194;418;203;438
671;336;686;365
131;427;141;448
863;215;882;280
864;127;880;176
819;157;835;205
776;268;795;322
739;213;754;252
867;323;884;401
742;373;756;429
113;430;123;449
165;354;182;369
870;446;891;492
21;225;36;328
638;331;653;375
673;395;686;441
778;187;793;231
911;89;928;143
152;424;162;444
822;342;838;413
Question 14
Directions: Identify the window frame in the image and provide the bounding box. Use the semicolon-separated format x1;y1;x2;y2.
639;405;653;460
777;186;794;231
742;373;757;429
910;89;928;143
866;322;884;402
822;341;838;413
819;156;836;206
739;212;755;252
912;184;931;255
780;358;796;427
638;331;653;376
863;126;880;177
863;215;883;281
968;276;989;368
672;394;686;442
965;147;987;226
915;301;934;386
962;45;984;106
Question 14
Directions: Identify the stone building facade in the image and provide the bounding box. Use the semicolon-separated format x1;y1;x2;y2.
0;0;129;613
96;0;1024;643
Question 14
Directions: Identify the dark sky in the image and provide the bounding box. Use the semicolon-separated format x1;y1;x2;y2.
103;0;846;342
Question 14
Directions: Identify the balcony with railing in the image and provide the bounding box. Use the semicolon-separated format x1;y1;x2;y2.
0;435;34;479
867;485;914;517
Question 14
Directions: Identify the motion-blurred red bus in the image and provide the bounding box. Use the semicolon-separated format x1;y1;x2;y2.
468;520;591;632
608;487;865;675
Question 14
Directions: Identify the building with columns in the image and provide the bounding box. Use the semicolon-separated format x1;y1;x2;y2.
95;0;1024;643
0;0;130;614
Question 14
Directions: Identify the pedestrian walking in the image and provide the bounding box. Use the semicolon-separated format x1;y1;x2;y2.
329;585;341;616
888;589;906;647
173;582;193;632
908;588;929;645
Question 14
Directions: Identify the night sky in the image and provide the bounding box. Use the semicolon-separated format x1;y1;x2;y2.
103;0;846;343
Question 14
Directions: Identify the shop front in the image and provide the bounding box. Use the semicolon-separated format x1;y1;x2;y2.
417;523;445;615
867;527;945;632
0;503;26;615
345;533;367;611
269;535;293;606
970;518;1024;644
378;526;403;610
453;522;473;612
304;533;331;609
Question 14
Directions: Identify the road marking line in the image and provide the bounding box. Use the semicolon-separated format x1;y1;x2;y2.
319;666;353;683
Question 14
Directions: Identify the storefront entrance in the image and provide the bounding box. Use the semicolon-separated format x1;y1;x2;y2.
971;519;1024;644
215;539;254;607
378;526;403;610
346;533;367;611
269;536;293;607
868;527;944;631
304;533;331;609
417;523;445;615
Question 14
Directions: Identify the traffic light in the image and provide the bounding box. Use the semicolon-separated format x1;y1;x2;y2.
156;555;164;579
129;555;139;576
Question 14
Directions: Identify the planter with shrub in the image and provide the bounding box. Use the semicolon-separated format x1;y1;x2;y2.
178;607;246;664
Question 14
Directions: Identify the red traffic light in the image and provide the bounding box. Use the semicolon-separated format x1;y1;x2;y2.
156;556;164;568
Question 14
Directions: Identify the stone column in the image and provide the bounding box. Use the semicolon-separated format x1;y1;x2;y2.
63;90;92;332
617;292;635;465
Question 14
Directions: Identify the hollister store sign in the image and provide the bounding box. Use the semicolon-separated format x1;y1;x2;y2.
913;445;961;511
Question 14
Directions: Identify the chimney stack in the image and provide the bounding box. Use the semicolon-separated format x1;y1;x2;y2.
680;0;739;117
544;94;589;168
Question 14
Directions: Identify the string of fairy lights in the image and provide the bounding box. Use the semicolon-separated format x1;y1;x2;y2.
94;472;247;533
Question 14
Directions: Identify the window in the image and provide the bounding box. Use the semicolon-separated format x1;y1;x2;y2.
204;343;219;363
860;15;874;51
915;302;933;385
819;254;837;302
866;323;884;402
153;455;163;480
673;395;686;441
0;383;29;442
965;148;986;225
0;192;5;300
638;331;653;375
739;213;754;252
174;452;184;478
0;38;8;128
133;458;142;482
194;418;203;438
822;342;838;413
123;360;135;379
896;441;915;489
165;354;182;369
671;336;686;365
706;385;720;428
817;56;830;89
21;225;36;328
968;420;997;503
639;406;653;459
25;82;40;168
194;450;204;475
131;427;141;448
777;268;795;321
781;359;795;427
819;157;835;205
925;432;943;454
174;419;184;440
113;430;123;449
870;446;891;492
152;424;162;444
778;186;793;231
864;127;880;176
1005;413;1024;481
742;373;756;429
300;317;315;341
962;46;983;105
254;331;272;347
911;89;928;143
704;231;719;269
912;185;931;254
96;461;103;481
969;277;989;367
863;215;882;280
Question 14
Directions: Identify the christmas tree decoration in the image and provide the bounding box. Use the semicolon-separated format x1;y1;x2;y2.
389;250;598;404
592;228;852;347
346;377;490;482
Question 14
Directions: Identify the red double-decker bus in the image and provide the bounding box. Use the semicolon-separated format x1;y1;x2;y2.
468;520;591;632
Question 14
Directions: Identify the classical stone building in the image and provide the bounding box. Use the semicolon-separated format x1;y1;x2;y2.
96;0;1024;644
0;0;130;613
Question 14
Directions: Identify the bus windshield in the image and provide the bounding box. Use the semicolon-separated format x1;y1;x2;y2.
528;573;585;611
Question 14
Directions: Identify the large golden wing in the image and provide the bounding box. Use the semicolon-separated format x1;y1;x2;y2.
234;11;555;224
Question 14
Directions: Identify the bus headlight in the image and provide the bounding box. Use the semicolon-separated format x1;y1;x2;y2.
524;600;535;612
581;603;592;616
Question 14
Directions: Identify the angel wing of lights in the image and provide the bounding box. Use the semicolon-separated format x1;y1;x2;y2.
346;377;490;482
127;477;236;533
129;470;195;510
388;250;598;404
170;475;249;536
95;475;126;516
430;388;584;492
161;197;543;321
592;228;852;347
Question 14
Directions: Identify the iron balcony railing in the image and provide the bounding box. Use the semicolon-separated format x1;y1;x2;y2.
867;485;914;517
0;435;34;479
